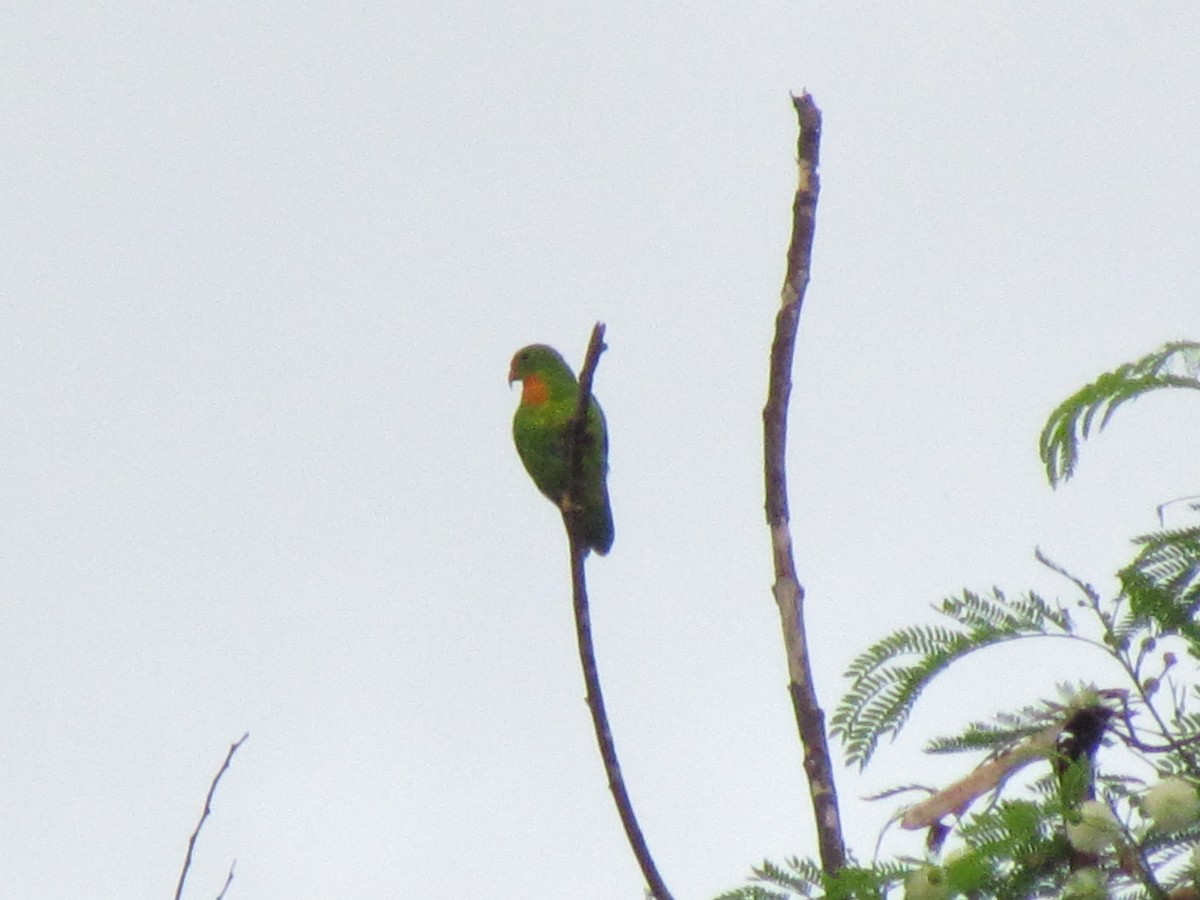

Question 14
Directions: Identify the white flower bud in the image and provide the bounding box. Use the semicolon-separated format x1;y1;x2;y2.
1143;777;1200;831
1066;800;1120;854
904;866;950;900
1061;868;1108;900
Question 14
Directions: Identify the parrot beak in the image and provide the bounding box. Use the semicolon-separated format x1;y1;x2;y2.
507;363;519;386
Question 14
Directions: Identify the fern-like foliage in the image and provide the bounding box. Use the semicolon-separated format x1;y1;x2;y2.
712;856;809;900
732;342;1200;900
712;886;792;900
1119;527;1200;648
925;703;1063;756
1039;340;1200;487
714;856;910;900
951;798;1069;899
832;590;1071;768
716;799;1075;900
1143;826;1200;896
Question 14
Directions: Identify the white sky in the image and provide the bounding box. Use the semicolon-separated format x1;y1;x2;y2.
2;3;1199;898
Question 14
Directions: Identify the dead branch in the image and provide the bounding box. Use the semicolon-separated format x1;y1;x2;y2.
901;723;1064;829
762;92;846;873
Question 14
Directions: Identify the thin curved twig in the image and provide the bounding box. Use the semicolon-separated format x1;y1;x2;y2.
174;732;249;900
762;93;847;873
215;861;236;900
563;323;673;900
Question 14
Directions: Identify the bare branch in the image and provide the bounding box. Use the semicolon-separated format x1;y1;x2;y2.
762;92;846;873
563;323;674;900
174;733;249;900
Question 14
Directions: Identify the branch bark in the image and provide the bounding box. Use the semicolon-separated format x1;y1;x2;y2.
564;323;673;900
762;93;847;873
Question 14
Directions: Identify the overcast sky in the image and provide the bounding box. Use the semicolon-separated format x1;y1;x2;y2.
2;3;1199;898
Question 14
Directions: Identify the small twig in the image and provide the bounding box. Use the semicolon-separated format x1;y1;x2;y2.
563;323;673;900
762;92;846;873
1157;494;1200;528
1035;548;1103;607
174;733;249;900
215;860;236;900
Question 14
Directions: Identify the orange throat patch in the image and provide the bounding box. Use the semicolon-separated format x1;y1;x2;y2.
520;373;550;406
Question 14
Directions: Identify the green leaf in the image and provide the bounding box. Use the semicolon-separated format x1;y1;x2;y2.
1119;527;1200;646
1039;341;1200;487
833;590;1070;768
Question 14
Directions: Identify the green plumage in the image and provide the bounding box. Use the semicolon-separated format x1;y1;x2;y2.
509;344;614;555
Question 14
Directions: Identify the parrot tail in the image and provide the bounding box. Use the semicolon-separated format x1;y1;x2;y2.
585;487;614;556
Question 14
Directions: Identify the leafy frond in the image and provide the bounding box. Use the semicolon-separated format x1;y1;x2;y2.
925;706;1054;756
834;590;1072;768
941;589;1071;633
957;799;1048;853
1119;527;1200;645
713;857;823;900
712;885;792;900
1148;829;1200;892
720;890;794;900
824;864;903;900
1143;708;1200;780
718;857;909;900
951;799;1070;899
1039;340;1200;487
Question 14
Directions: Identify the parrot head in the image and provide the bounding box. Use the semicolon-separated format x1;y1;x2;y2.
509;344;574;406
508;344;568;384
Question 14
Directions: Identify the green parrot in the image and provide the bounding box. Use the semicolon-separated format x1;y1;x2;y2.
509;344;614;555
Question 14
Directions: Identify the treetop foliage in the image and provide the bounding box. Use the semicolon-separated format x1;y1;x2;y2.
727;341;1200;900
